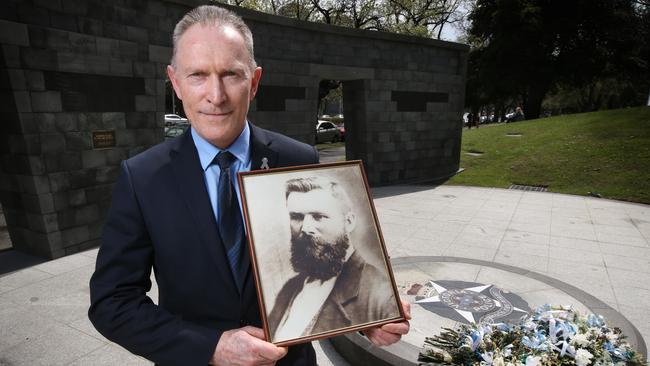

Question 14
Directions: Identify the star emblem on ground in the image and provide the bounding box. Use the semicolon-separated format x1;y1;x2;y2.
410;280;530;324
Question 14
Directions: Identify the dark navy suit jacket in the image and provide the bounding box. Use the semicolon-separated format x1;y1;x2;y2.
89;124;319;366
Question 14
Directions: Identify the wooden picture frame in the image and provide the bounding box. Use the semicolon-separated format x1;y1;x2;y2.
238;160;404;346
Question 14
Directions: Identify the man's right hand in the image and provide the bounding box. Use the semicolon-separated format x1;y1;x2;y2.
210;326;288;366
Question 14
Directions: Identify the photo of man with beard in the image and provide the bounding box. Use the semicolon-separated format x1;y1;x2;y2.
266;176;401;343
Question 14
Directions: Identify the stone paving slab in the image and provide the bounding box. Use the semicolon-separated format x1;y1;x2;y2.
0;185;648;365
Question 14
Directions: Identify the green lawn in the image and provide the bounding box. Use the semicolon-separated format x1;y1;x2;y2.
446;107;650;204
315;141;345;151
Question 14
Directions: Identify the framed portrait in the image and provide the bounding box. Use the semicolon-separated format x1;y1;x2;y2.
238;160;404;346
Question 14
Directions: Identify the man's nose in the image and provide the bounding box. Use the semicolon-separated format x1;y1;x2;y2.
207;76;226;104
301;215;317;236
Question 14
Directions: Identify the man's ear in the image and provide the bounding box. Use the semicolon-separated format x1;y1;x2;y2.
344;211;357;234
167;65;182;101
249;66;262;101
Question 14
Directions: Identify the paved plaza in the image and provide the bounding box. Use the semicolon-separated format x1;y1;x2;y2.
1;185;649;365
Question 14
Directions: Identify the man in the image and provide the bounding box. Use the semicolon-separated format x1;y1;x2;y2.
89;5;409;366
268;177;401;343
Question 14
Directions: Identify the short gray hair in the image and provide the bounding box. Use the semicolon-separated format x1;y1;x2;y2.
171;5;256;69
285;177;353;214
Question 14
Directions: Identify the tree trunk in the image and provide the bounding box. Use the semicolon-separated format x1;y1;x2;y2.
523;84;548;120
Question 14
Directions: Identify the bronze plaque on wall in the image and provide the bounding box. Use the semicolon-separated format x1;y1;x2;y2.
92;130;116;149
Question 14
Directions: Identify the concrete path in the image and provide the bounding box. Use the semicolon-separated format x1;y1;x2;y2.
0;185;648;365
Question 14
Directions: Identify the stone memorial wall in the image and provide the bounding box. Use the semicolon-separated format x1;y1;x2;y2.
0;0;467;259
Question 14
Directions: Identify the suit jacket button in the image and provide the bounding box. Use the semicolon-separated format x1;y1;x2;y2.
240;319;247;326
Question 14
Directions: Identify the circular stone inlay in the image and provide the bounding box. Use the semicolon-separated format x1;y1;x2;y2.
328;256;647;366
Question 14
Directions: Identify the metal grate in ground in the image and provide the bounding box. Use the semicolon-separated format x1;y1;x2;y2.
509;184;548;192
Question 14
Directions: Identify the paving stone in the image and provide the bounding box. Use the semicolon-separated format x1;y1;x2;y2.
445;244;497;261
498;240;549;257
550;224;597;241
597;231;648;247
603;254;650;273
66;343;151;366
494;251;548;273
510;208;552;224
595;224;644;238
502;230;550;245
453;230;503;249
521;287;591;313
599;242;650;258
395;237;449;256
0;323;105;366
607;268;650;294
0;267;52;294
475;266;553;294
31;253;94;275
410;226;461;242
549;246;604;266
549;236;599;251
3;265;93;324
0;299;61;352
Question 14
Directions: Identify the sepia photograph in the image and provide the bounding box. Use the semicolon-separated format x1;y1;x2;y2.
238;161;404;346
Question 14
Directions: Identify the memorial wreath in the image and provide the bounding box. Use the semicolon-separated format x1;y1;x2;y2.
419;305;646;366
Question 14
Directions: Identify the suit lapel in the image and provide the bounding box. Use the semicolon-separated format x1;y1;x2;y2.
249;124;279;171
170;130;238;295
241;123;281;305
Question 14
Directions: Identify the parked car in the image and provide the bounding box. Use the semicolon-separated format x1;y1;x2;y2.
164;123;189;139
315;120;341;144
164;114;188;126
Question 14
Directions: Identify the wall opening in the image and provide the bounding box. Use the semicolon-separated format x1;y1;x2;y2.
317;79;346;163
0;203;13;252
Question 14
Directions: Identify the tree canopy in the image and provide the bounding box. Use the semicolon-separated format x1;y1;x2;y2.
467;0;649;119
217;0;469;39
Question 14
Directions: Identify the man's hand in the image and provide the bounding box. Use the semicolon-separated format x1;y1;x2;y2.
211;326;287;366
365;299;412;347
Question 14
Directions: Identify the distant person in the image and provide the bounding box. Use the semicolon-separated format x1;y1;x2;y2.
467;112;474;129
268;177;402;343
507;107;525;123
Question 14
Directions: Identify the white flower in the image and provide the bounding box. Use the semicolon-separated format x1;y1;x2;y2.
575;349;594;366
525;355;541;366
492;356;505;366
606;332;619;342
571;333;590;347
442;352;453;363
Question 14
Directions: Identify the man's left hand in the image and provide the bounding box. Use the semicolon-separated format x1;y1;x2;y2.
365;299;411;347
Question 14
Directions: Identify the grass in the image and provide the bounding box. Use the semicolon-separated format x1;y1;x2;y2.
315;141;345;151
446;106;650;204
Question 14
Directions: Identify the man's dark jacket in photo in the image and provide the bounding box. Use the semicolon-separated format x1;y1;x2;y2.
88;124;319;366
268;251;400;340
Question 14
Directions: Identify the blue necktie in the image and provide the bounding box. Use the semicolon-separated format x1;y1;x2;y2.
215;151;246;290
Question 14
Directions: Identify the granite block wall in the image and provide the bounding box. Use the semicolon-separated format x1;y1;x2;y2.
0;0;467;259
0;0;184;258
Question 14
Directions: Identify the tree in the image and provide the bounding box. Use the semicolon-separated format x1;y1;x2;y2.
468;0;646;119
218;0;470;37
385;0;465;38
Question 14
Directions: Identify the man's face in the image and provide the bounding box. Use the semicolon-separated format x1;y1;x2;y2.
286;189;355;280
167;24;262;149
287;189;350;245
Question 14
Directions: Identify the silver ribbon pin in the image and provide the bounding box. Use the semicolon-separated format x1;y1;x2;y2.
260;157;270;170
